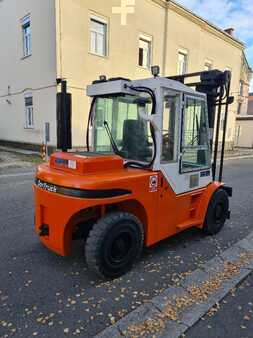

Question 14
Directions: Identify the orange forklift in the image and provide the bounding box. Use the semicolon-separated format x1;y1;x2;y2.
34;67;234;278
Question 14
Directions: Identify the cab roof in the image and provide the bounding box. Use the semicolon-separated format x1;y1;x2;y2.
87;76;206;99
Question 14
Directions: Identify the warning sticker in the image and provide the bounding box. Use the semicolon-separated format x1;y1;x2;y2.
149;175;158;192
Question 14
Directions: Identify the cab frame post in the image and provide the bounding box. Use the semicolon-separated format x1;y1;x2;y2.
219;79;231;182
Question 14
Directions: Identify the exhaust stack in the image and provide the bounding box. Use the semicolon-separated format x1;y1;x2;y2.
56;79;72;152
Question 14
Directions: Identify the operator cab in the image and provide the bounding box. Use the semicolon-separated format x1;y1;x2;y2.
87;76;210;194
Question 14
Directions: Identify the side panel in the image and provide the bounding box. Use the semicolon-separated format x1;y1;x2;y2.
161;162;212;195
34;163;221;256
154;173;222;244
34;167;159;256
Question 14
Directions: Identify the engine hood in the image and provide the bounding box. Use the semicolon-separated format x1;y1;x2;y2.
36;152;152;194
50;152;124;175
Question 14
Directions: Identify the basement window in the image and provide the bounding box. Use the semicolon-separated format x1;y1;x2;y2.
22;15;32;57
24;94;34;129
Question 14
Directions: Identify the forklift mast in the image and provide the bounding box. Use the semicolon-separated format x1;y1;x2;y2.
168;70;234;182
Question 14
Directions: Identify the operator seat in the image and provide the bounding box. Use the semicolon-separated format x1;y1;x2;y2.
121;120;151;161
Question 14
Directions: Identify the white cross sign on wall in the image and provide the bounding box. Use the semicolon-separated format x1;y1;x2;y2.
112;0;136;26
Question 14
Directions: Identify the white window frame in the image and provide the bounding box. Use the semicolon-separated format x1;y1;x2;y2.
237;102;242;115
138;34;152;69
239;81;243;96
177;49;188;75
89;14;108;57
24;93;34;129
161;89;180;164
21;15;32;57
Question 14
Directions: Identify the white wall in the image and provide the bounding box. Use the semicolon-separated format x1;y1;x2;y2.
0;0;57;146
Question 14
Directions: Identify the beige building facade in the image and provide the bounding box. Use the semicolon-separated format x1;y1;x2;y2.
235;116;253;148
0;0;251;149
234;55;253;148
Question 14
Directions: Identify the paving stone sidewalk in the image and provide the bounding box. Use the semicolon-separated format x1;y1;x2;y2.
223;148;253;159
0;149;41;169
96;232;253;338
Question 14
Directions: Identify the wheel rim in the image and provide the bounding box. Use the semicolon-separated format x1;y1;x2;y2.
110;232;132;263
104;225;137;268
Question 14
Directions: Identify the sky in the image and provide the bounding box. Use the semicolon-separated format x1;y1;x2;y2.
175;0;253;91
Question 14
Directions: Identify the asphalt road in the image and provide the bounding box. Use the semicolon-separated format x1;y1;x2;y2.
0;158;253;338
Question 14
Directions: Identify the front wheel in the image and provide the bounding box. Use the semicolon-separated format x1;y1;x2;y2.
85;212;144;279
203;189;229;235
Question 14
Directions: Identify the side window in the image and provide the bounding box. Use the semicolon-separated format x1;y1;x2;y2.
178;51;188;75
181;97;210;172
161;93;179;163
93;98;113;151
138;36;152;69
22;15;32;57
90;16;107;57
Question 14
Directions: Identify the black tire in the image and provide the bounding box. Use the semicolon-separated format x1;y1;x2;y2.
203;189;229;235
85;212;144;279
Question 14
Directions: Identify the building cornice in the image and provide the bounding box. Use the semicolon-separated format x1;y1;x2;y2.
149;0;167;8
242;51;252;73
150;0;244;50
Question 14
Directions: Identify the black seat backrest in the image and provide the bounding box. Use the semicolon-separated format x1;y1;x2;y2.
122;120;148;159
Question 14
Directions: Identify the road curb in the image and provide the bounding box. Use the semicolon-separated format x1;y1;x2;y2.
96;232;253;338
0;171;34;178
224;154;253;161
0;146;40;156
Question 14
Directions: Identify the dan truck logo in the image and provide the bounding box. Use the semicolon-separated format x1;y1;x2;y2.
149;175;158;192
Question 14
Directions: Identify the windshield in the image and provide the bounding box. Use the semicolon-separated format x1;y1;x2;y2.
89;93;154;163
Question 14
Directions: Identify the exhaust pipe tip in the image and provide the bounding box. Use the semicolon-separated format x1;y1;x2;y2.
39;224;49;237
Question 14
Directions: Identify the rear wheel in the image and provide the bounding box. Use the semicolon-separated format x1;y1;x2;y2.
203;189;229;235
85;212;144;279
